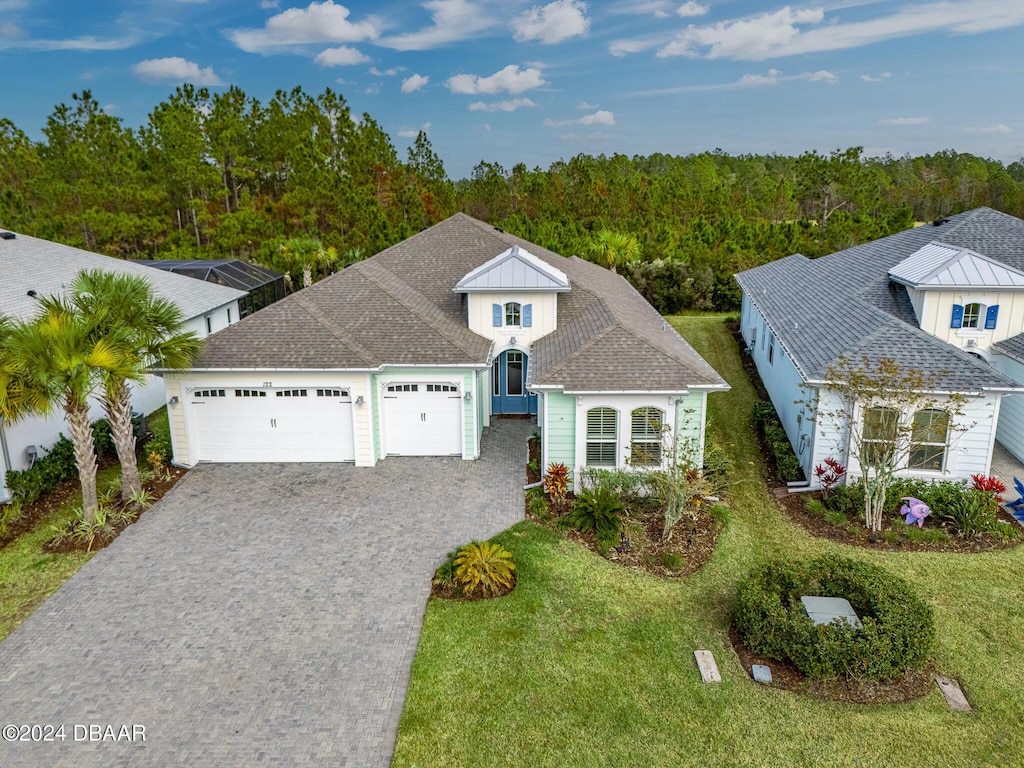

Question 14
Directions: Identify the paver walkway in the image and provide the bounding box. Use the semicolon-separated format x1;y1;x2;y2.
0;419;532;767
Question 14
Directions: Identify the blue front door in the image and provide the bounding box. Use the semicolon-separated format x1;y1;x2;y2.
492;350;537;415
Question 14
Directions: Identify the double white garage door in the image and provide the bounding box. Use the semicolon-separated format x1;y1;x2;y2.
187;382;462;462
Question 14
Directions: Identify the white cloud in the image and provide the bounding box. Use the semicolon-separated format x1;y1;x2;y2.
879;116;930;126
809;69;838;84
658;1;1024;61
370;66;404;76
512;0;589;45
132;57;222;85
447;64;546;94
381;0;496;51
468;97;537;112
314;45;370;66
545;109;615;126
609;36;662;56
861;72;892;82
227;1;378;53
579;109;615;125
260;0;279;7
1;33;142;51
738;68;781;87
0;21;24;39
966;124;1012;134
402;73;429;92
398;121;432;138
577;101;597;109
676;1;708;17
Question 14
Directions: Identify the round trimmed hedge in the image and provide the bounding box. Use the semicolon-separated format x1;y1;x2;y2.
734;554;935;680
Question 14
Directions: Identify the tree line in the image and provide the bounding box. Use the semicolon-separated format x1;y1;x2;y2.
3;86;1024;312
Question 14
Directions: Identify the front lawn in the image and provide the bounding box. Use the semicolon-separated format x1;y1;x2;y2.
393;314;1024;767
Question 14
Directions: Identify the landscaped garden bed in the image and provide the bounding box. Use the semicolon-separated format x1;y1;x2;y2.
431;540;517;600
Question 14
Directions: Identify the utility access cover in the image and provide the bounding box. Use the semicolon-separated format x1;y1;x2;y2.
800;596;862;629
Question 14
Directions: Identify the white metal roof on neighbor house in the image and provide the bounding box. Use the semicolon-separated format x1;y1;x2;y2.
453;244;571;292
0;231;245;321
888;240;1024;289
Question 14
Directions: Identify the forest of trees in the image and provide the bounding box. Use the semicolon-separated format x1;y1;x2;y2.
3;85;1024;312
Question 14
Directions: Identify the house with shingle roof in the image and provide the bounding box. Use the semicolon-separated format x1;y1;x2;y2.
735;206;1024;488
0;229;244;500
163;213;728;474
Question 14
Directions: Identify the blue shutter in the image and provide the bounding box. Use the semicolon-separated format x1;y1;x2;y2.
522;303;533;327
985;304;999;330
493;303;502;327
950;304;964;329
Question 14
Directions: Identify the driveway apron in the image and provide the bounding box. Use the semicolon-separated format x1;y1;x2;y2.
0;419;531;767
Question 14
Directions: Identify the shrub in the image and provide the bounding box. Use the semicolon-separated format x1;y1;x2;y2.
543;463;571;514
5;435;80;504
702;438;734;494
805;498;827;517
454;541;516;598
825;483;859;515
661;552;684;570
143;418;173;468
936;491;998;538
91;419;117;457
576;467;655;508
971;474;1007;497
734;554;935;680
567;487;624;554
813;458;846;498
526;486;550;519
752;400;802;482
709;503;730;527
433;549;458;591
824;509;848;527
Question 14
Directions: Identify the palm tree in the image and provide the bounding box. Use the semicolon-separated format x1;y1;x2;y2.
0;299;133;521
587;230;641;273
277;237;338;288
64;270;202;501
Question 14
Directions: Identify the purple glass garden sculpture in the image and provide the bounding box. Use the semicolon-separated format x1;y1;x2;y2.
900;497;931;527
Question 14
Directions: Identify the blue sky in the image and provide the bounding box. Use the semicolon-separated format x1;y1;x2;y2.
2;0;1023;178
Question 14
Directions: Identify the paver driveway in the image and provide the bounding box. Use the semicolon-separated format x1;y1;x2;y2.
0;419;532;767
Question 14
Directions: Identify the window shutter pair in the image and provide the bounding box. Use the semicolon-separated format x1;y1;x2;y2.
950;303;999;329
492;303;533;327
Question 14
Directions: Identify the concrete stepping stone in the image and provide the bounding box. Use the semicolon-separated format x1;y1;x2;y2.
752;664;772;684
694;650;721;683
935;676;971;712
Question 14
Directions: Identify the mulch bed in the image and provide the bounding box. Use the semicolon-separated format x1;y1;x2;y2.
728;625;936;704
527;436;541;484
778;489;1023;553
530;499;723;578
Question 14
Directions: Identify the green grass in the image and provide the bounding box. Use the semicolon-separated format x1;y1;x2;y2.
393;314;1024;768
0;465;121;642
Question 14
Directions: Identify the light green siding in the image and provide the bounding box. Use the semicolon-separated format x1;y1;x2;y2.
463;371;475;457
370;373;382;460
675;391;707;466
545;391;576;478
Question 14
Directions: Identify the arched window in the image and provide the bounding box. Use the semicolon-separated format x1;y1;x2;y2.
862;406;898;466
962;302;981;329
909;409;949;471
630;407;664;466
505;302;521;326
586;408;617;467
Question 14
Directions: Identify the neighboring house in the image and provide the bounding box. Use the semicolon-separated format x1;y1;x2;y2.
735;206;1024;489
162;214;728;477
134;259;286;318
0;230;244;500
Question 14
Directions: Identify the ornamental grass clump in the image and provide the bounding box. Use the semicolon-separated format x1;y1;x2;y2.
734;553;935;680
566;487;624;554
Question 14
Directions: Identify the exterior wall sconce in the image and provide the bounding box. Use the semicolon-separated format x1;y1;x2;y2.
464;391;473;401
355;395;365;405
509;336;517;344
168;396;179;406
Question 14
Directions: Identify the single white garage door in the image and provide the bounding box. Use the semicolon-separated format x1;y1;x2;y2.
383;383;462;456
188;386;355;462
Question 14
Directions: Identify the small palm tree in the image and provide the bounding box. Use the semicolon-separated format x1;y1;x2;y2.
278;237;338;288
0;299;134;521
588;230;641;273
64;270;202;501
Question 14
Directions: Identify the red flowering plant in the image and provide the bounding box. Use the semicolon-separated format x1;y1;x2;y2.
813;457;847;500
970;474;1006;500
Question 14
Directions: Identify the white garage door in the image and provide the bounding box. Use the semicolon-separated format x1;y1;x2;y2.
188;387;355;462
383;383;462;456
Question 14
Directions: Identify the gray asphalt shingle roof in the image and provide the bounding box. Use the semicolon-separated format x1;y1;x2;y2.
0;232;244;321
735;207;1024;392
198;213;727;392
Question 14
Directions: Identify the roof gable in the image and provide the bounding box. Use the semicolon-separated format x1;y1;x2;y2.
888;240;1024;289
454;244;570;292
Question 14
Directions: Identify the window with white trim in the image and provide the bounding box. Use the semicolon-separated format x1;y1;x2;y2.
316;389;347;397
194;389;225;398
387;384;418;392
275;389;307;397
505;302;521;326
630;407;664;466
963;302;981;329
909;408;949;471
235;389;266;397
862;406;898;466
426;384;458;392
585;408;617;467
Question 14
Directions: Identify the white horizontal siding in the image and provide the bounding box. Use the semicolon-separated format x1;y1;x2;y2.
991;354;1024;463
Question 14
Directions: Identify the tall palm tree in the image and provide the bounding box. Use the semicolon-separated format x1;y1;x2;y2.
0;299;133;521
588;230;641;273
277;237;338;288
64;270;202;501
